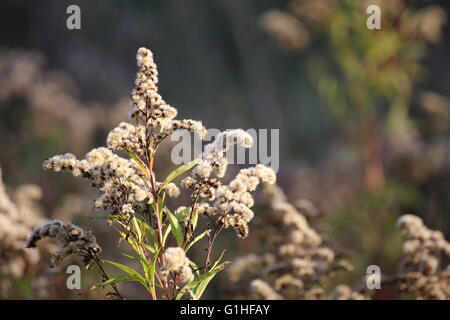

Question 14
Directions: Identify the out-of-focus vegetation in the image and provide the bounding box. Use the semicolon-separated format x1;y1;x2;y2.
0;0;449;299
255;0;450;299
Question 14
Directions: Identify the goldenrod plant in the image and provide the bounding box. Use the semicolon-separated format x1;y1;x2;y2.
27;48;276;300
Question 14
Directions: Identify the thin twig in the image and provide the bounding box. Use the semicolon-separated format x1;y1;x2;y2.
91;252;124;300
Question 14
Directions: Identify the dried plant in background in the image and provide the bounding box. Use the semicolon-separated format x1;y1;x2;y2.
0;164;116;299
227;184;450;300
227;183;366;300
396;214;450;299
0;166;43;297
0;48;132;200
258;0;450;290
28;47;276;300
0;49;130;154
261;0;447;191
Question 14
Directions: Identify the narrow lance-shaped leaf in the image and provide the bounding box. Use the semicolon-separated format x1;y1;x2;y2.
194;261;230;298
176;261;229;300
191;209;199;233
125;149;150;179
159;159;198;194
166;208;184;247
149;249;160;293
185;230;210;252
114;227;140;255
96;215;121;220
133;217;158;253
132;217;143;242
189;260;201;276
91;274;140;290
104;260;147;286
162;224;172;247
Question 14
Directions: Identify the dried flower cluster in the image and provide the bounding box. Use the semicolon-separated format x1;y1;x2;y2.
184;137;276;239
228;184;364;300
27;220;101;269
214;164;276;238
180;129;276;239
193;129;253;178
43;148;151;211
129;48;206;142
162;247;195;285
396;214;450;299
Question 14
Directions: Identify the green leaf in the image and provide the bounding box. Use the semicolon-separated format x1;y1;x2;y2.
191;210;199;232
125;149;150;178
131;217;143;242
121;253;138;261
162;224;171;247
158;195;165;220
185;230;210;252
90;274;139;290
148;250;160;292
134;217;158;253
104;260;146;286
114;227;141;256
96;215;121;220
120;251;159;289
159;159;198;193
166;208;184;247
211;250;226;270
176;207;191;222
151;197;165;221
194;262;229;298
189;260;201;276
176;261;229;300
143;242;157;255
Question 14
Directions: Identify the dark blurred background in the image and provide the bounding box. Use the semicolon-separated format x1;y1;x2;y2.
0;0;449;299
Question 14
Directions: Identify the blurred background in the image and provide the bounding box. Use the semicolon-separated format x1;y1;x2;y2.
0;0;449;299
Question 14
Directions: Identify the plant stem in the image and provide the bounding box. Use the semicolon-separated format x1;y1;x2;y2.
91;252;124;300
204;225;223;271
183;188;201;249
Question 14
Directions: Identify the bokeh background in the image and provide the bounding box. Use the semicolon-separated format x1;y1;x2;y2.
0;0;449;299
